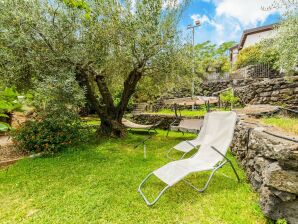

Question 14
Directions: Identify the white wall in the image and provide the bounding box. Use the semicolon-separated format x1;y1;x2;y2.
242;30;276;49
231;48;238;65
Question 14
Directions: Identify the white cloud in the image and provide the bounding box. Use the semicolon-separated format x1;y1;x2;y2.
188;0;281;45
215;0;278;26
191;14;224;33
191;14;210;24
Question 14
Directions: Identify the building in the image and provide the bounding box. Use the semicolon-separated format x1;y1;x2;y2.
229;24;277;65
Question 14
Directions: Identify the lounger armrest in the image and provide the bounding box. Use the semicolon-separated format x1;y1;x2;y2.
211;146;240;182
186;140;201;149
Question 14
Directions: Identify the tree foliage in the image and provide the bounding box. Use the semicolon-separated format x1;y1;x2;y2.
263;0;298;75
234;44;279;70
194;41;236;77
219;89;239;110
0;88;22;132
0;0;190;137
271;13;298;74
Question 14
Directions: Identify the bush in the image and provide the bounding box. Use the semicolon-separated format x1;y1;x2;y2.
219;89;239;109
12;111;85;153
234;44;279;70
0;87;22;132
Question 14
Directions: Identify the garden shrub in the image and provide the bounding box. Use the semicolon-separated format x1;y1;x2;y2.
234;44;279;70
0;87;22;132
12;110;86;153
219;89;239;109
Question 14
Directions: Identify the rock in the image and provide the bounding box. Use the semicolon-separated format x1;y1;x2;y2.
281;200;298;224
271;188;296;202
260;92;272;97
232;122;298;223
236;104;280;118
265;164;298;195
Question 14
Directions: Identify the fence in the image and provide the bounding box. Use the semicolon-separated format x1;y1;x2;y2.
204;63;281;82
203;73;230;82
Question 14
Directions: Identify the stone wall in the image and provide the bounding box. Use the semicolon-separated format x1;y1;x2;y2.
153;76;298;110
131;113;179;129
162;79;255;98
234;76;298;108
231;121;298;223
198;79;255;96
131;113;204;129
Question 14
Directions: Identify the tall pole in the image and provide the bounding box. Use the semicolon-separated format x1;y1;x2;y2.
191;27;195;110
187;20;200;110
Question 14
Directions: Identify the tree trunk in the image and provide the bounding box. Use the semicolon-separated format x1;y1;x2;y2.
75;64;143;138
98;113;127;137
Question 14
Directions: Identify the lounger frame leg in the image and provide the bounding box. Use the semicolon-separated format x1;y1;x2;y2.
166;147;189;160
182;160;228;193
211;146;240;182
138;173;170;206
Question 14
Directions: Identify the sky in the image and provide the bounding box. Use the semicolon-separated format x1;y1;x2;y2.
178;0;281;45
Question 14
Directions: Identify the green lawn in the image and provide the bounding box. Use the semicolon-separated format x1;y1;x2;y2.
150;108;234;117
261;116;298;135
0;131;266;224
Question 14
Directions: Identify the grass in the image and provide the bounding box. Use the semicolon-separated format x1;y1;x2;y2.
150;107;236;117
260;116;298;135
0;130;266;224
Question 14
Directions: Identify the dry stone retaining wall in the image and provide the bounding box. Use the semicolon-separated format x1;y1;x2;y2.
131;113;204;129
231;121;298;223
234;76;298;108
154;76;298;109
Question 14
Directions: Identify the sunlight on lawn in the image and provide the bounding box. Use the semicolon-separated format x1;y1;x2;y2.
261;116;298;135
0;131;266;224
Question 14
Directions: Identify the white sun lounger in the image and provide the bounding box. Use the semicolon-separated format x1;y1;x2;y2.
167;111;236;160
138;111;239;206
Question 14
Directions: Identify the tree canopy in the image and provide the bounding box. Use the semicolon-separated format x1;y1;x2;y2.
193;41;236;77
0;0;191;137
263;0;298;74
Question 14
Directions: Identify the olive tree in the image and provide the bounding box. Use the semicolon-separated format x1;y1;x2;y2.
263;0;298;74
0;0;190;137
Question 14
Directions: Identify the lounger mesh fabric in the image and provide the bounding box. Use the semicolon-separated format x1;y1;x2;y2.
122;118;155;129
173;112;220;152
170;119;203;133
154;111;237;186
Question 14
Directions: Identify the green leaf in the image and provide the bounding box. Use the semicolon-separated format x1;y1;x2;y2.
0;122;10;132
0;113;9;118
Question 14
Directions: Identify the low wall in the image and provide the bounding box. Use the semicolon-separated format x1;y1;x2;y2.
234;76;298;108
131;113;203;129
231;121;298;223
132;113;178;129
153;76;298;110
198;79;255;96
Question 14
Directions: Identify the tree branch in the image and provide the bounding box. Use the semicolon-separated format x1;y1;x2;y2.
75;65;105;115
116;66;143;119
84;65;116;113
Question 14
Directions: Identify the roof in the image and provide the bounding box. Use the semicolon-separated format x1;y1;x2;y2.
229;44;239;51
238;23;277;50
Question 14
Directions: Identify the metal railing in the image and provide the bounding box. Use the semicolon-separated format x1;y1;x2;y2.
204;64;281;82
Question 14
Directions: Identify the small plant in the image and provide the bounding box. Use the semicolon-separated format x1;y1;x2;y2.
0;87;22;132
276;218;287;224
219;89;239;110
12;110;86;153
